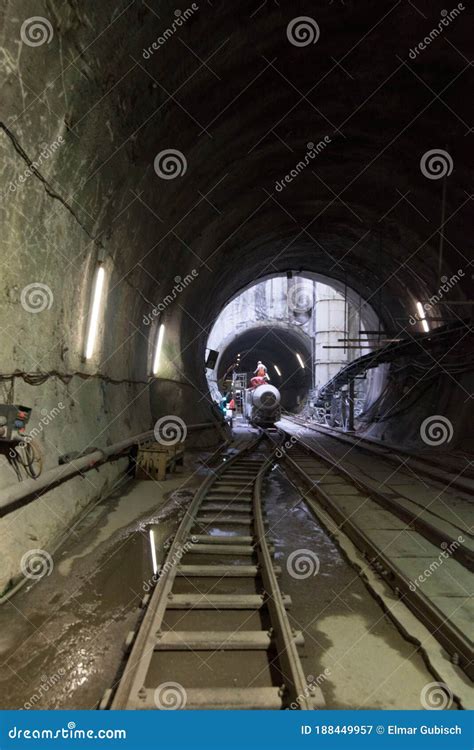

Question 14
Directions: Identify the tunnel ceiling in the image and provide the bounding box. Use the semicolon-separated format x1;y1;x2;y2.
1;0;472;400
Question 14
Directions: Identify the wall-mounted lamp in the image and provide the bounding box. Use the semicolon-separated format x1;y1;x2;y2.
152;323;165;375
296;353;305;369
84;265;105;360
274;365;282;377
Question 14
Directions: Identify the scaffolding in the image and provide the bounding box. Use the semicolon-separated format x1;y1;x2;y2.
232;372;248;414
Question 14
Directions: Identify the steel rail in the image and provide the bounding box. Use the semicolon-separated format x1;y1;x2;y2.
103;434;322;710
279;420;473;571
281;414;474;494
252;452;321;710
275;431;473;680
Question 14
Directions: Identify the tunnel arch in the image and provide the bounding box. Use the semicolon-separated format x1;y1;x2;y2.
1;0;472;599
201;270;384;413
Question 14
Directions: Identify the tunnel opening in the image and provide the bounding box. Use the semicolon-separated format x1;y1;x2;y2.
204;272;383;420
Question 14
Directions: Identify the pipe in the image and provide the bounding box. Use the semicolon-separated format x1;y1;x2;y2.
0;422;215;514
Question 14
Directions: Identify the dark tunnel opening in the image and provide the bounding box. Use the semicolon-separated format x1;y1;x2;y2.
216;326;313;412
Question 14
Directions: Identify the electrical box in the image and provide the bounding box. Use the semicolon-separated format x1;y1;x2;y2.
0;405;32;442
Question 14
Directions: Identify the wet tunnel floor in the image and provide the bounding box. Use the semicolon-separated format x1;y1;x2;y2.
262;467;453;710
0;443;449;710
0;470;203;710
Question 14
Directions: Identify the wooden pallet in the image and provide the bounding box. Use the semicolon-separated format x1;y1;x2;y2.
135;441;184;481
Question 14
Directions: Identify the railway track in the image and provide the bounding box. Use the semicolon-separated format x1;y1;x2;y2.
275;430;473;680
101;436;323;710
282;414;474;493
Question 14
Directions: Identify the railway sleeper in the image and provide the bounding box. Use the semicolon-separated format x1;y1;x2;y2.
187;543;256;556
154;629;304;650
130;686;285;710
176;564;281;577
166;593;292;609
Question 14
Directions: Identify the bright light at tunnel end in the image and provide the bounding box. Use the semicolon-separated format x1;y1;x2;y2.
152;323;165;375
84;265;105;360
416;301;430;333
296;353;305;369
274;365;282;377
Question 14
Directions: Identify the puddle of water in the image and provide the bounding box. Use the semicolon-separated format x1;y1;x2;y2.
0;475;198;709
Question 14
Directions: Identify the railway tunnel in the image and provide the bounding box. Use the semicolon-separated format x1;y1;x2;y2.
0;0;472;715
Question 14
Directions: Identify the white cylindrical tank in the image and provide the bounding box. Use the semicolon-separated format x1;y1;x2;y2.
251;384;281;410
